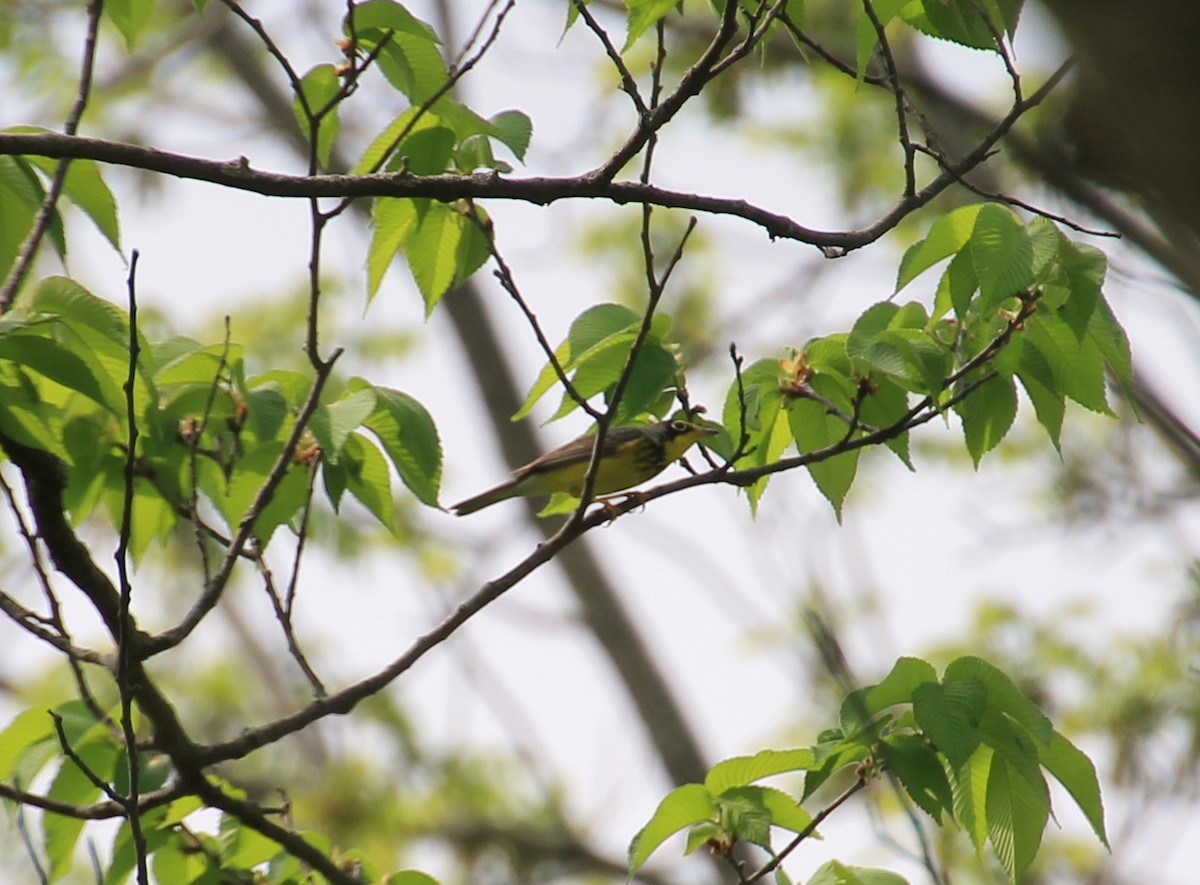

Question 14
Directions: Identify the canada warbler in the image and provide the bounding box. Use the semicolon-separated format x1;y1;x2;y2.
450;419;716;516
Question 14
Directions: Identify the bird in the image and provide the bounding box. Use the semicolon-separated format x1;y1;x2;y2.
450;418;717;515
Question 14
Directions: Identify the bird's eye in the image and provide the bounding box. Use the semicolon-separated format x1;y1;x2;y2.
670;419;689;433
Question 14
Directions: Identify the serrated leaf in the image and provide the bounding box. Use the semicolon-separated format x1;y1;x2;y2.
345;0;439;41
45;742;119;882
489;110;533;161
789;394;859;520
514;304;642;420
105;0;153;49
13;137;121;251
0;331;121;415
1040;729;1107;847
356;381;441;506
340;432;395;531
723;359;788;510
913;680;985;768
1015;357;1064;450
1026;314;1110;414
0;158;42;281
355;108;440;175
293;64;342;167
378;31;450;102
624;0;678;51
970;204;1033;307
383;872;440;885
406;202;490;314
883;733;953;823
1088;297;1134;400
628;783;717;874
705;749;816;794
368;197;421;300
1057;239;1106;338
220;442;311;546
807;859;910;885
985;752;1048;883
913;0;1021;51
945;656;1052;744
955;373;1017;466
861;657;938;715
310;388;377;460
951;744;992;849
896;203;985;292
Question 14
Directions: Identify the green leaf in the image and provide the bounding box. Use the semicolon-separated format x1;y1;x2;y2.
0;331;121;415
489;110;533;161
911;0;1021;51
368;197;421;300
406;202;490;314
310;388;378;461
896;203;985;292
378;31;451;102
1040;730;1108;848
807;860;910;885
789;391;859;520
726;785;813;836
395;126;457;176
355;107;444;175
1025;313;1110;414
955;373;1017;466
628;783;717;874
45;742;119;882
356;380;442;506
383;873;440;885
105;0;153;49
0;156;45;281
969;204;1033;308
293;64;342;167
1015;341;1064;448
346;0;439;41
913;680;985;769
951;744;992;850
124;482;179;563
106;809;173;885
704;749;816;795
722;357;788;511
339;432;396;531
624;0;678;51
514;304;641;420
861;657;938;716
1088;297;1134;400
220;442;311;546
882;734;953;823
945;656;1052;744
219;816;283;869
13;136;121;251
1056;239;1106;338
151;832;214;885
985;751;1049;883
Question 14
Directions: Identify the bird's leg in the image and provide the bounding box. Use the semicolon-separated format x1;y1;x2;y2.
592;491;648;522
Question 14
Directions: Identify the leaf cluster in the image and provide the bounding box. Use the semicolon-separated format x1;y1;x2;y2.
0;277;440;560
629;655;1106;884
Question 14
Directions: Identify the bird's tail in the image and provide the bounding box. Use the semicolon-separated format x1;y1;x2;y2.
450;479;520;515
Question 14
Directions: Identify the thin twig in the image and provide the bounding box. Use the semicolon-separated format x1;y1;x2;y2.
743;776;869;882
467;202;600;420
860;0;917;197
572;0;648;114
116;250;148;885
